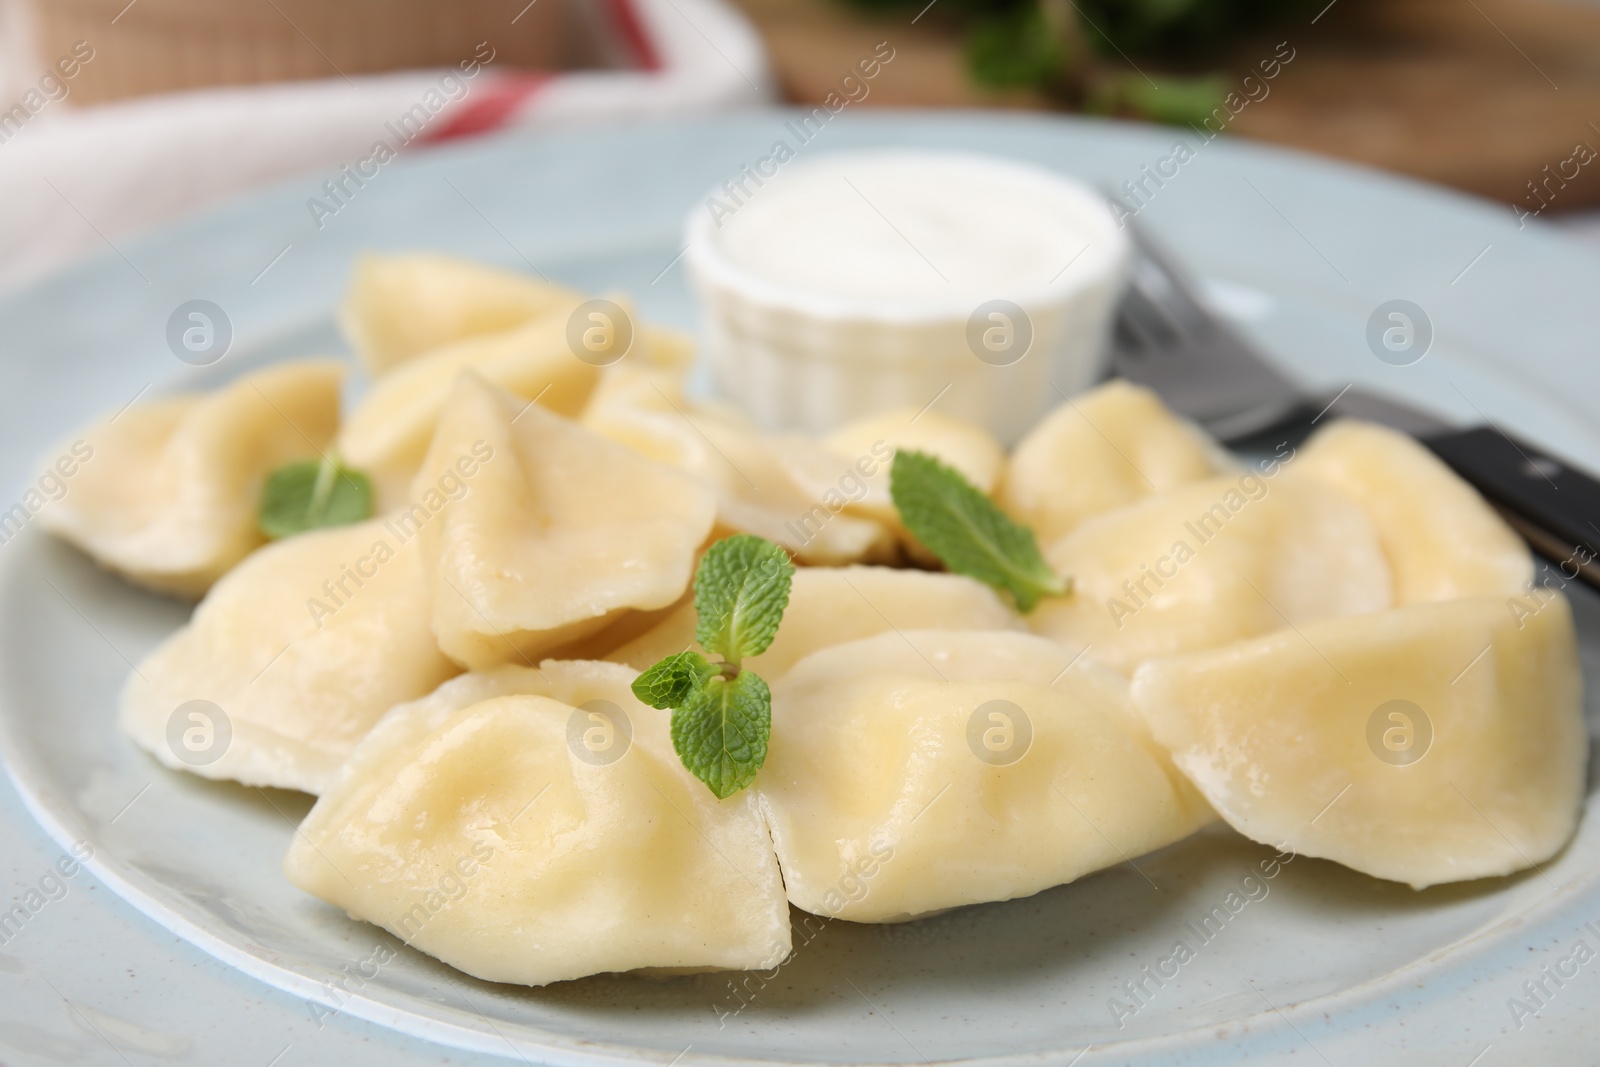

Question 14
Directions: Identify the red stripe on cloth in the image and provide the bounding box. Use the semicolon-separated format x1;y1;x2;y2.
424;72;553;142
422;0;661;141
604;0;662;71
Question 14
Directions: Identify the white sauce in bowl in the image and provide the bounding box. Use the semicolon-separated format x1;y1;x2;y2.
708;152;1115;312
683;149;1130;442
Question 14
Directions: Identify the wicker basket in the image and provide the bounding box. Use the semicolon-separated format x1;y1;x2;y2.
32;0;589;104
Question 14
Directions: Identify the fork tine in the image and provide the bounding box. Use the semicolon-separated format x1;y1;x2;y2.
1106;210;1307;436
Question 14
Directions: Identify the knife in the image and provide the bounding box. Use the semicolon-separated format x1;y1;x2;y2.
1109;220;1600;591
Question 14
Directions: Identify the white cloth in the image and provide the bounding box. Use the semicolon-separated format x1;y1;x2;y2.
0;0;771;291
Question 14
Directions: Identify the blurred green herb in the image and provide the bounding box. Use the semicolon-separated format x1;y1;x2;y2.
840;0;1305;123
968;5;1063;87
1086;71;1230;127
258;453;373;540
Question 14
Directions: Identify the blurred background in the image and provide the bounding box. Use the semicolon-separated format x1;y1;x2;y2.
0;0;1596;291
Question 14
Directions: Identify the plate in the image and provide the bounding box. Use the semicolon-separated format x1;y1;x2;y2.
2;111;1599;1065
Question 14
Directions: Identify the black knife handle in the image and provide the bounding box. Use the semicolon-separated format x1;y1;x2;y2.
1424;427;1600;590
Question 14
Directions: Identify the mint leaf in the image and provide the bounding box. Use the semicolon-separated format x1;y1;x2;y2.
669;671;771;800
635;534;792;797
1089;71;1228;127
967;6;1063;89
259;453;373;540
693;534;794;666
632;651;718;710
890;450;1069;612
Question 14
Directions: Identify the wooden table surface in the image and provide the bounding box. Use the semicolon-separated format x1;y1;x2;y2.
734;0;1600;213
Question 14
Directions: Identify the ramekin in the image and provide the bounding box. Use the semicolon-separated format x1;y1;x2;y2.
683;150;1130;445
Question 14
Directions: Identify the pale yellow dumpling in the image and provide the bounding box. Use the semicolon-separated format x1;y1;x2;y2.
773;406;1004;564
579;362;708;471
997;380;1222;546
414;372;717;670
1029;473;1392;674
1289;419;1532;603
606;565;1024;677
338;307;602;509
758;630;1214;922
825;406;1003;489
1131;596;1584;888
285;660;791;986
120;518;459;794
808;405;1003;523
38;360;343;598
339;253;582;376
581;364;895;565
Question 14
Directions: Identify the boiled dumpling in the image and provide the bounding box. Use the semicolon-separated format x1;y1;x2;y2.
581;364;894;564
606;564;1024;676
285;660;790;985
692;419;898;564
1029;473;1392;674
811;406;1003;527
1289;419;1532;602
997;381;1222;546
1131;595;1584;887
339;253;582;376
782;406;1004;558
120;517;459;793
338;306;601;509
38;360;343;598
550;589;696;663
415;372;717;669
758;630;1214;922
578;362;708;471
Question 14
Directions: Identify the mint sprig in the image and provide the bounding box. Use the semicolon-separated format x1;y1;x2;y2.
890;449;1069;613
694;533;794;662
258;453;373;540
670;671;772;799
632;535;794;799
633;650;719;710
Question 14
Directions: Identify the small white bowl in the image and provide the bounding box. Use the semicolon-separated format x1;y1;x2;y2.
684;149;1130;445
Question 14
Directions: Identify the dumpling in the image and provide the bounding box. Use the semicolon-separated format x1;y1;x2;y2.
339;253;582;376
782;406;1004;557
1289;419;1532;602
578;362;709;471
1029;473;1392;674
817;406;1003;524
285;660;790;985
414;372;718;670
38;360;343;598
1131;595;1584;887
706;421;899;564
606;564;1024;676
581;364;894;564
758;630;1214;922
997;381;1222;546
120;517;459;794
338;307;601;509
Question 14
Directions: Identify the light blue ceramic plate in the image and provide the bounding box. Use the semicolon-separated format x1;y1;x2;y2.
2;112;1599;1065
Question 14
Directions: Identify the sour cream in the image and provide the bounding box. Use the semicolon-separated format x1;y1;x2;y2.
712;153;1109;310
684;150;1129;443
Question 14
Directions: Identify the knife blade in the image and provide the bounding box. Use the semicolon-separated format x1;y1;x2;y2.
1109;219;1600;590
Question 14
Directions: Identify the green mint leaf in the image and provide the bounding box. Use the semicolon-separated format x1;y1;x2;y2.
693;535;795;666
890;449;1069;613
258;453;374;540
632;651;718;710
637;535;792;797
967;6;1064;89
1090;71;1228;128
670;671;771;800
